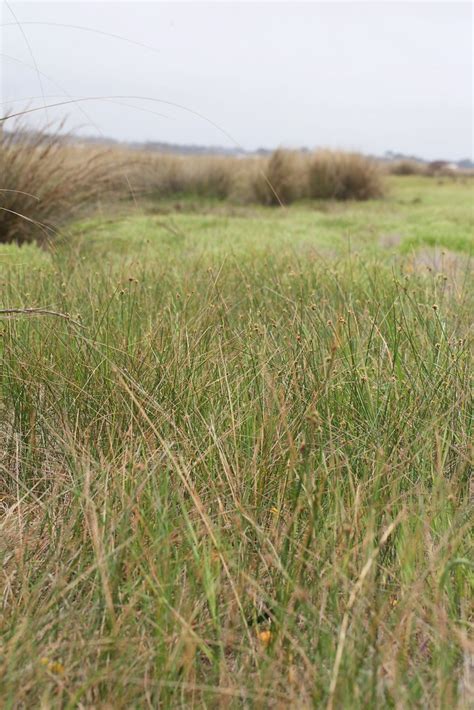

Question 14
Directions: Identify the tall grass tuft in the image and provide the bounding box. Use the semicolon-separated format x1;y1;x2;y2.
0;122;113;245
252;148;309;205
188;156;236;199
1;123;389;247
389;160;428;176
308;150;385;200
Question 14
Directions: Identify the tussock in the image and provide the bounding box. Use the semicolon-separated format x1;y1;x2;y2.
389;160;427;176
252;148;309;205
0;122;114;245
1;124;388;245
307;150;385;200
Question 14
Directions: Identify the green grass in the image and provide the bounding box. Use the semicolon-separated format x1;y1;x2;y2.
62;176;473;262
1;177;473;708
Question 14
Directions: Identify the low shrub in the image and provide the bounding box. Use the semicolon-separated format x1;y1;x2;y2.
130;154;236;200
187;156;236;199
308;150;384;200
389;160;427;176
252;149;309;205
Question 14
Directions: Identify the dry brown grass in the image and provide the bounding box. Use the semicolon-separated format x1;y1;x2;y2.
1;123;387;245
389;160;428;176
110;152;247;201
251;149;309;205
132;148;384;205
0;124;117;245
307;150;385;200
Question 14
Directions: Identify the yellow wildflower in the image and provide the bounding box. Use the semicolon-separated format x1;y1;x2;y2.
257;629;272;647
40;657;65;675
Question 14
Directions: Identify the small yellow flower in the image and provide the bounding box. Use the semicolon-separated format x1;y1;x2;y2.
49;661;65;675
257;629;272;647
40;657;65;675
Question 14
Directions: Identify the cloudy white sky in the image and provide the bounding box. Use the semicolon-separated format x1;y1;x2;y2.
1;1;472;159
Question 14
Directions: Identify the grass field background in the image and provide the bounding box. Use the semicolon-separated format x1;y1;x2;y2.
1;176;473;707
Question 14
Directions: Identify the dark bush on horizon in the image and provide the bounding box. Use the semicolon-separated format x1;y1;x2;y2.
389;160;427;176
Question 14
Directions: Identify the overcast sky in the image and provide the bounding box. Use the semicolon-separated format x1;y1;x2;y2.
1;1;472;159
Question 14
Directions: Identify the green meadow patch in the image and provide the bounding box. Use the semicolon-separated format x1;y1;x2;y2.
0;176;472;708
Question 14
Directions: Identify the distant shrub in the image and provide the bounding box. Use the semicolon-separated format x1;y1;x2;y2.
0;122;113;245
129;153;185;197
252;149;309;205
308;150;384;200
188;157;235;199
227;158;261;203
134;154;236;200
389;160;427;176
136;150;386;204
425;161;459;178
0;122;388;246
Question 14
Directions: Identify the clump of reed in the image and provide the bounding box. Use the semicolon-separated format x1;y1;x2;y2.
252;149;310;205
136;148;384;206
388;160;427;176
1;121;387;245
0;121;114;245
307;150;385;200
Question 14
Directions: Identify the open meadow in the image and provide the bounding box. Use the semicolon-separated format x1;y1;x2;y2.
1;164;473;707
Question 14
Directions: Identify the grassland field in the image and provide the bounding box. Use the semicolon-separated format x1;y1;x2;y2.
0;175;473;708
